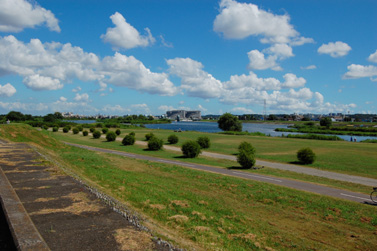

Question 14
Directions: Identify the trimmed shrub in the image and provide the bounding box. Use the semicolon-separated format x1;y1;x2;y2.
297;147;316;164
129;131;135;137
145;132;155;141
197;136;210;149
102;128;109;134
52;127;59;132
181;141;201;158
72;127;80;134
238;141;256;155
115;129;121;135
77;125;83;131
89;127;95;133
106;131;117;142
96;123;103;128
168;134;179;144
83;130;89;136
42;125;49;130
63;127;70;133
122;135;135;146
237;150;256;169
147;137;163;150
93;130;101;139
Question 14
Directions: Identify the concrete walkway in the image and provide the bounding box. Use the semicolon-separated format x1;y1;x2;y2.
135;141;377;187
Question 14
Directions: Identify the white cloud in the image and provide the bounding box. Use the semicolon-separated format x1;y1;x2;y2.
197;104;207;112
0;83;16;97
101;12;155;50
282;73;306;88
0;0;60;32
247;50;281;71
368;50;377;63
167;57;223;98
130;103;151;115
343;64;377;79
72;86;82;93
231;107;253;114
0;36;176;95
59;96;67;102
74;93;89;102
301;65;317;70
158;105;175;112
318;41;351;58
0;101;48;113
265;44;294;59
23;74;63;90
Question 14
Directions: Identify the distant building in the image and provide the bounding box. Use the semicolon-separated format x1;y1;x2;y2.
166;110;201;121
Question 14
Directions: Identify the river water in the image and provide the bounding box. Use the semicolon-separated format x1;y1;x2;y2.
145;121;377;141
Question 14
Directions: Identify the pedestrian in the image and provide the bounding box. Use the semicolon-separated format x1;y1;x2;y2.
354;137;357;142
350;136;353;142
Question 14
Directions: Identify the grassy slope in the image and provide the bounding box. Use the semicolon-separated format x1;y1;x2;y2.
1;124;377;250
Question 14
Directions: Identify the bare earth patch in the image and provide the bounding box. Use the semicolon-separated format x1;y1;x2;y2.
168;215;189;223
149;204;166;210
170;200;190;208
114;228;154;251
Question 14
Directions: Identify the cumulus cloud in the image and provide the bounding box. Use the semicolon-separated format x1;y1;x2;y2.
0;0;60;32
0;83;16;97
158;105;175;112
231;107;253;114
343;64;377;79
167;57;223;99
59;96;67;102
101;12;155;50
74;93;89;102
213;0;312;46
0;36;176;95
318;41;351;58
247;50;281;71
301;65;317;70
130;103;151;114
282;73;306;88
368;50;377;63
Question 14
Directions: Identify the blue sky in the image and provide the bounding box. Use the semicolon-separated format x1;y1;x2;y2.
0;0;376;116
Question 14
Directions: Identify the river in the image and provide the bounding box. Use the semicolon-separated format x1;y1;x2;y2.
145;121;377;141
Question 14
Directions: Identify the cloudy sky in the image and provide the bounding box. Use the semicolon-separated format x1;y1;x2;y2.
0;0;376;116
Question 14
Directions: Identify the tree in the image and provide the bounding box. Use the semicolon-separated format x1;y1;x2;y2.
217;113;242;132
43;113;56;122
297;148;316;164
237;150;256;169
168;134;179;144
122;135;135;146
93;130;101;139
181;141;201;158
115;129;121;135
147;137;163;150
6;111;25;121
72;127;79;134
82;130;89;136
145;132;155;141
197;136;210;149
238;141;256;155
102;128;109;134
106;131;117;141
320;117;332;128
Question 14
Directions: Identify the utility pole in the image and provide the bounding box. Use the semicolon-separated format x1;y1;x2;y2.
263;99;267;121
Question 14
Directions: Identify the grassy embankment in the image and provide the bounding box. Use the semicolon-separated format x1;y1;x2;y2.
1;124;377;250
48;125;377;194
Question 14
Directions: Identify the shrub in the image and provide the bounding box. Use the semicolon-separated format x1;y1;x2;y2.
297;147;316;164
145;132;155;141
93;130;101;139
218;113;242;132
90;127;95;133
96;123;103;128
147;137;163;150
129;131;135;136
52;127;59;132
168;134;179;144
122;135;135;146
115;129;121;135
63;127;70;133
83;130;89;136
77;125;83;131
102;128;109;134
237;150;256;169
106;131;117;142
72;127;80;134
42;125;49;130
320;117;332;128
181;141;201;158
197;136;210;149
238;141;256;155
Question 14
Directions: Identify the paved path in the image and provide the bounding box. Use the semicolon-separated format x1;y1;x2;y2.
65;142;376;205
135;140;377;187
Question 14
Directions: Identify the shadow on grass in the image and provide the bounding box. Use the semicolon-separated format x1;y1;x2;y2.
289;161;304;165
227;166;246;170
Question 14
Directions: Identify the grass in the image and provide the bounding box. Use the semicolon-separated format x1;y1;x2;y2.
1;124;377;250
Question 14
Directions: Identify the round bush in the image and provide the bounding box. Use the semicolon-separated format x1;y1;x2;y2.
63;127;70;133
168;134;179;144
197;136;210;149
89;127;95;133
77;125;83;131
122;135;135;146
181;141;201;158
106;131;117;142
237;150;256;169
238;141;256;155
115;129;121;135
145;132;155;141
297;148;316;164
52;127;59;132
147;137;163;150
96;123;103;128
93;130;101;139
102;128;109;134
82;130;89;136
72;128;79;134
129;131;135;137
42;125;49;130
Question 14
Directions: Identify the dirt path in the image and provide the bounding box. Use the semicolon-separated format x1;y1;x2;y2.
0;141;171;251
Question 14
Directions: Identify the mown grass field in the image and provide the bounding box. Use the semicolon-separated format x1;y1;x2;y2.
1;124;377;250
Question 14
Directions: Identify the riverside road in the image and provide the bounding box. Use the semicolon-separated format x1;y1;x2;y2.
64;142;376;205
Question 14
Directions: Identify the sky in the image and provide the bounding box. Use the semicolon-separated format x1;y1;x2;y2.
0;0;376;116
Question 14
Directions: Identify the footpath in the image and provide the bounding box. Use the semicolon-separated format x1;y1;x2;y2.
135;141;377;187
0;140;171;251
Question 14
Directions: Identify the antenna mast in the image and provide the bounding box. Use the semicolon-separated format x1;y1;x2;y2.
263;99;267;121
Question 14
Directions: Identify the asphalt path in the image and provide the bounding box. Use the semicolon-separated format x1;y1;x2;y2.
64;142;375;205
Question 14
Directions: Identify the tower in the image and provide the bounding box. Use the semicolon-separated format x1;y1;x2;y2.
263;99;267;121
